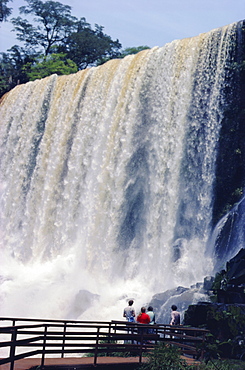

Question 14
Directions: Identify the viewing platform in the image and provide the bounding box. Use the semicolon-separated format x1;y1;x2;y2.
0;317;208;369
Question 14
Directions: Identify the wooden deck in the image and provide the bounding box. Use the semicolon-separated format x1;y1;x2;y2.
0;355;200;370
0;317;207;370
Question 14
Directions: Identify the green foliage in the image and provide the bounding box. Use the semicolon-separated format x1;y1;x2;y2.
0;0;12;21
11;0;77;56
196;306;245;360
197;359;245;369
118;46;150;58
184;299;245;362
211;270;226;292
23;53;78;80
0;0;152;94
139;343;189;370
10;0;121;67
0;45;36;96
206;305;245;342
85;338;138;358
60;19;122;69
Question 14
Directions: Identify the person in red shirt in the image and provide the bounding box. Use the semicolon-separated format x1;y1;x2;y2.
136;307;150;342
136;307;150;324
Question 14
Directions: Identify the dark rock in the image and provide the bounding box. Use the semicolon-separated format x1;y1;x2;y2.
213;198;245;269
212;248;245;303
203;276;214;291
183;302;245;359
184;302;245;341
226;248;245;285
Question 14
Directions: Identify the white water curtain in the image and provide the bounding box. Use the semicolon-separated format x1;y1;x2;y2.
0;22;238;320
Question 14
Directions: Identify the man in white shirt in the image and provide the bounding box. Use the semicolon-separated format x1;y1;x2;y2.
123;300;135;322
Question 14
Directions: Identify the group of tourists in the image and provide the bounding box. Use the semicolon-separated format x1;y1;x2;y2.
123;299;180;326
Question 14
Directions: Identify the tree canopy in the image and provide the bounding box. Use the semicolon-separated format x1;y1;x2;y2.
59;20;122;69
12;0;77;56
11;0;122;63
0;0;12;22
23;53;78;80
118;46;150;58
0;0;150;97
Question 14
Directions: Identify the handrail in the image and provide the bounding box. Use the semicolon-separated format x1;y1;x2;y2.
0;317;209;369
0;317;111;326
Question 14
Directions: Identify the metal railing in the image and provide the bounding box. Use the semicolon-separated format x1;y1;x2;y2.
0;317;209;369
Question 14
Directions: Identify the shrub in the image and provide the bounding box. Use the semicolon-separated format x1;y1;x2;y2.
139;343;189;370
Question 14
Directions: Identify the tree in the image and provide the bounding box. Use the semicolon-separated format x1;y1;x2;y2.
11;0;77;56
0;45;36;96
0;0;150;95
119;46;150;58
11;0;122;68
0;0;12;22
60;19;122;69
23;53;78;80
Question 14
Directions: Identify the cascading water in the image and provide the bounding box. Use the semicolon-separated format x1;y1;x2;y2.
0;22;242;322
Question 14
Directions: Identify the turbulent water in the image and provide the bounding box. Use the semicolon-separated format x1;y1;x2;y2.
0;22;241;322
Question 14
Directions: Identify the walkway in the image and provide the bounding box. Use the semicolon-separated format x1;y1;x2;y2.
0;355;200;370
0;317;207;370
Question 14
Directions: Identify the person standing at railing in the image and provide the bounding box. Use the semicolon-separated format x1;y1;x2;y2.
170;305;180;326
123;299;136;322
136;307;150;343
123;299;136;342
146;306;156;334
136;307;151;324
146;306;155;325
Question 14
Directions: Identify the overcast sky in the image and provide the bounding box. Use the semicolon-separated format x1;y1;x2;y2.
0;0;244;52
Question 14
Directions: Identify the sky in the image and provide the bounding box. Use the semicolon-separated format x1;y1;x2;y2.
0;0;244;52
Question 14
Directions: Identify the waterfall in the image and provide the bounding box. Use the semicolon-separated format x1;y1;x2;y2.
0;22;240;321
209;195;245;272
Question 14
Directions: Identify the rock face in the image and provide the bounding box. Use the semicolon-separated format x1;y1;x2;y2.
214;200;245;270
148;284;208;324
184;302;245;360
227;248;245;286
184;302;245;359
212;248;245;304
183;302;245;359
147;248;245;325
184;302;245;331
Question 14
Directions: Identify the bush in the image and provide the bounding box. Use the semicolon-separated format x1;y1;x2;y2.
139;343;189;370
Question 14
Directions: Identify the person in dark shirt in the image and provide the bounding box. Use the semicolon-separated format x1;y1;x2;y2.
170;305;180;325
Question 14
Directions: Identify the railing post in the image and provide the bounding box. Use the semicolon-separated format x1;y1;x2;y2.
40;325;48;370
155;326;158;344
200;332;206;360
10;327;17;370
94;327;100;366
108;322;111;338
61;322;67;358
139;329;144;363
131;323;136;344
106;322;112;357
113;322;117;333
